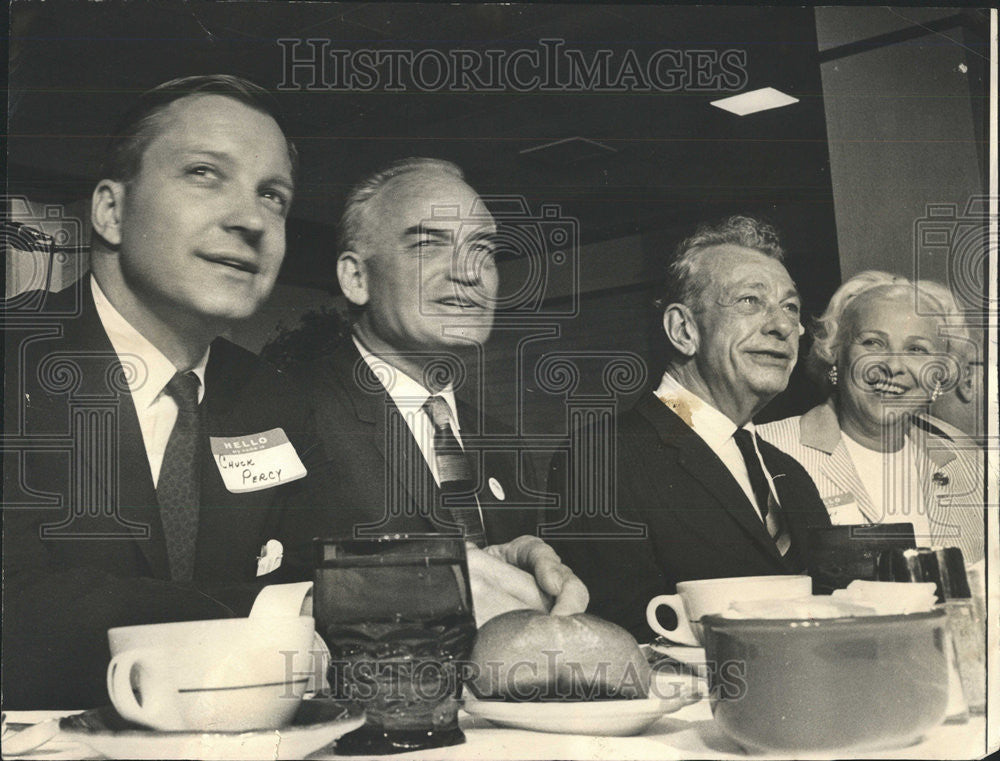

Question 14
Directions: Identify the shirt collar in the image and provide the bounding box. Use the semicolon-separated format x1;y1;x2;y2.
352;335;460;427
654;371;748;449
798;400;843;454
91;276;208;410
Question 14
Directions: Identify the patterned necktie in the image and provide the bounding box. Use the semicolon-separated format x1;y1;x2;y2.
423;395;487;547
733;427;791;555
156;371;202;581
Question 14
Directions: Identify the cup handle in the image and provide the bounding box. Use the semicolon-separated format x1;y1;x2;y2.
646;594;700;646
106;649;182;730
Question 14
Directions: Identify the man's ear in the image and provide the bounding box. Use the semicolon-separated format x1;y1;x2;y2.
663;304;699;357
91;180;125;247
337;251;370;307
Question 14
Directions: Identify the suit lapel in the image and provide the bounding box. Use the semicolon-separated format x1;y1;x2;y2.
195;347;260;580
819;442;879;523
908;424;960;548
454;398;505;545
759;443;818;566
115;387;171;578
635;395;782;562
332;342;439;531
799;404;879;523
61;288;169;577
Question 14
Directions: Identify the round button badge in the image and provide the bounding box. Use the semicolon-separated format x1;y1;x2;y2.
488;477;505;501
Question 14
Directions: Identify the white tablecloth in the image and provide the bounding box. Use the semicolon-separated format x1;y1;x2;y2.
2;702;987;760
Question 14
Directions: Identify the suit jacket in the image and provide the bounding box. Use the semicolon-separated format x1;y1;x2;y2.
757;402;984;564
548;393;831;639
281;339;541;563
2;285;329;708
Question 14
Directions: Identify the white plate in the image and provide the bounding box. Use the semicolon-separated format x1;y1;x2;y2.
59;699;364;760
462;673;703;736
646;641;708;676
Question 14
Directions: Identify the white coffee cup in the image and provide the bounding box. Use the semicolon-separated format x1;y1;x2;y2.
646;575;811;646
107;616;315;732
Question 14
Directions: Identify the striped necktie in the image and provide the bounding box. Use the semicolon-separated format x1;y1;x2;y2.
734;427;791;556
156;371;202;581
423;395;486;547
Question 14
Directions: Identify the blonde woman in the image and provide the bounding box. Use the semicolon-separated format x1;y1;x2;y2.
758;271;983;564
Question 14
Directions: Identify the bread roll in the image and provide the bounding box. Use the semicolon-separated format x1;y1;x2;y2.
467;610;651;701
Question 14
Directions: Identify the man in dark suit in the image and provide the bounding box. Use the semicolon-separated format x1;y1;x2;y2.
285;158;587;622
2;75;324;708
549;217;830;638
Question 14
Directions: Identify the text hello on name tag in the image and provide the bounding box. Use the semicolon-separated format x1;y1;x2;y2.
210;427;307;493
824;492;855;509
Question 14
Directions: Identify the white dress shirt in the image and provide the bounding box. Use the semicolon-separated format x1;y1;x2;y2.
654;372;778;520
353;336;463;486
91;277;208;485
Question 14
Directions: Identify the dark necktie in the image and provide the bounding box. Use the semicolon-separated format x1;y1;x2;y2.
733;427;790;555
156;371;202;581
733;428;771;518
423;395;487;547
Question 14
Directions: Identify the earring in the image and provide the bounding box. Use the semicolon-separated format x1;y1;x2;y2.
930;379;943;403
827;365;838;387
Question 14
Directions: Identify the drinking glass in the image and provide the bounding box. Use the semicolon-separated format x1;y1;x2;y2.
313;535;476;755
876;546;984;713
874;546;971;601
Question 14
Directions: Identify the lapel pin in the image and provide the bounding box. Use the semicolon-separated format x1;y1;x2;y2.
488;477;505;501
932;472;949;487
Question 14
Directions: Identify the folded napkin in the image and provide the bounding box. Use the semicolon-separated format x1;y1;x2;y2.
249;582;329;695
249;581;314;617
832;580;938;614
719;581;937;619
722;595;876;619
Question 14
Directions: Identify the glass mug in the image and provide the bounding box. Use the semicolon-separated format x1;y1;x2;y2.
313;535;476;755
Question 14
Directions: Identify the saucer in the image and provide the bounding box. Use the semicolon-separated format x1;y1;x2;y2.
462;673;702;736
59;699;364;760
646;640;709;676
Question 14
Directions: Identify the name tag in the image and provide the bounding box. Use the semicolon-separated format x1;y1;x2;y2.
210;427;307;493
824;492;866;524
824;491;855;508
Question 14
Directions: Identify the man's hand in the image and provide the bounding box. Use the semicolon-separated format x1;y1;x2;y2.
467;536;589;627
